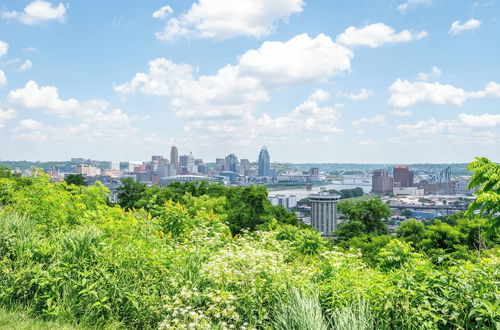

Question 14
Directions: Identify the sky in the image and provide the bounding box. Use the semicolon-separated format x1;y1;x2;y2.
0;0;499;163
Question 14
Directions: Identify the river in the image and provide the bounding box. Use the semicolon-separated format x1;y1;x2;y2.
268;184;372;199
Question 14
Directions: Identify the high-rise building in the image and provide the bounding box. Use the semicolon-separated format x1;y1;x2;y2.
110;161;120;171
179;155;188;174
225;153;238;173
215;158;225;172
393;165;414;187
240;159;251;175
372;169;394;194
258;146;271;177
170;146;179;171
310;193;340;236
309;167;319;175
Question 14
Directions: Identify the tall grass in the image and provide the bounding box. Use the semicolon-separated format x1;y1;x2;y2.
272;288;329;330
330;299;374;330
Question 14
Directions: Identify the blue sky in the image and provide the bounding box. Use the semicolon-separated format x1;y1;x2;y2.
0;0;499;163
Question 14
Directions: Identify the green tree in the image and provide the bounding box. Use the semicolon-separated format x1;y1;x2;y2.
421;220;466;253
334;220;366;241
465;157;500;234
396;219;425;247
225;185;274;234
64;174;87;186
338;199;391;235
117;177;147;209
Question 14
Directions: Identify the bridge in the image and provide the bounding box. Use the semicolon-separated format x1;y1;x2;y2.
388;204;469;216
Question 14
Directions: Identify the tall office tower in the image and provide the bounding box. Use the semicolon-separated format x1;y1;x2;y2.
110;161;120;171
393;165;414;187
258;146;271;177
179;155;188;174
157;159;175;178
215;158;225;172
151;155;163;161
372;169;394;194
309;167;319;175
170;146;179;171
187;152;196;173
225;153;238;173
240;159;251;175
310;193;340;236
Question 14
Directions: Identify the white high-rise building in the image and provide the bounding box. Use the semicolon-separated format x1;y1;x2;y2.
309;193;340;236
111;161;120;171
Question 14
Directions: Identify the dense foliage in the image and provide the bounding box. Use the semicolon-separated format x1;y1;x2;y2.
0;163;498;329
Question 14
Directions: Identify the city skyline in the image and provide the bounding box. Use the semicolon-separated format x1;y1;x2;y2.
0;0;499;163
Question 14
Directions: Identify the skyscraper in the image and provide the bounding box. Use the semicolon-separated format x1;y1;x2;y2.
393;165;414;187
310;192;340;236
170;146;179;171
372;169;394;194
258;146;270;177
225;153;238;173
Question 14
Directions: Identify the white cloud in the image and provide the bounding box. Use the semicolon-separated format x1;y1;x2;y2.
19;59;33;71
255;91;343;134
449;19;481;35
389;79;500;107
392;109;412;116
155;0;305;40
152;5;173;19
0;40;9;57
336;23;427;48
416;66;442;81
237;33;353;86
348;88;374;101
8;80;79;117
397;0;432;13
0;108;16;128
11;119;47;141
458;113;500;127
352;114;387;127
0;70;6;88
116;34;353;119
2;0;67;25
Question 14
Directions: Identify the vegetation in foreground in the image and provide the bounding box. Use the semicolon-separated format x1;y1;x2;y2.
0;157;498;329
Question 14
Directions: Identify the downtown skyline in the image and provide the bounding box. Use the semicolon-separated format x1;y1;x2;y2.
0;0;499;163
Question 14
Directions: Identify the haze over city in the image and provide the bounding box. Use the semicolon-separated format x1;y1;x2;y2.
0;0;499;163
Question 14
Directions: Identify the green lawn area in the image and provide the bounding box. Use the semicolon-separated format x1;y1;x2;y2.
341;193;379;202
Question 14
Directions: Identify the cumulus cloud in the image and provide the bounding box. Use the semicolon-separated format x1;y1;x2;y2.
389;79;500;107
19;59;33;71
254;90;343;134
449;19;481;35
8;80;79;117
0;40;9;57
397;0;432;13
0;70;6;88
0;108;16;128
2;0;67;25
352;114;387;127
397;114;500;137
152;5;173;19
336;23;427;48
237;34;353;85
348;88;374;101
416;66;442;81
155;0;305;40
458;113;500;127
116;34;353;119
